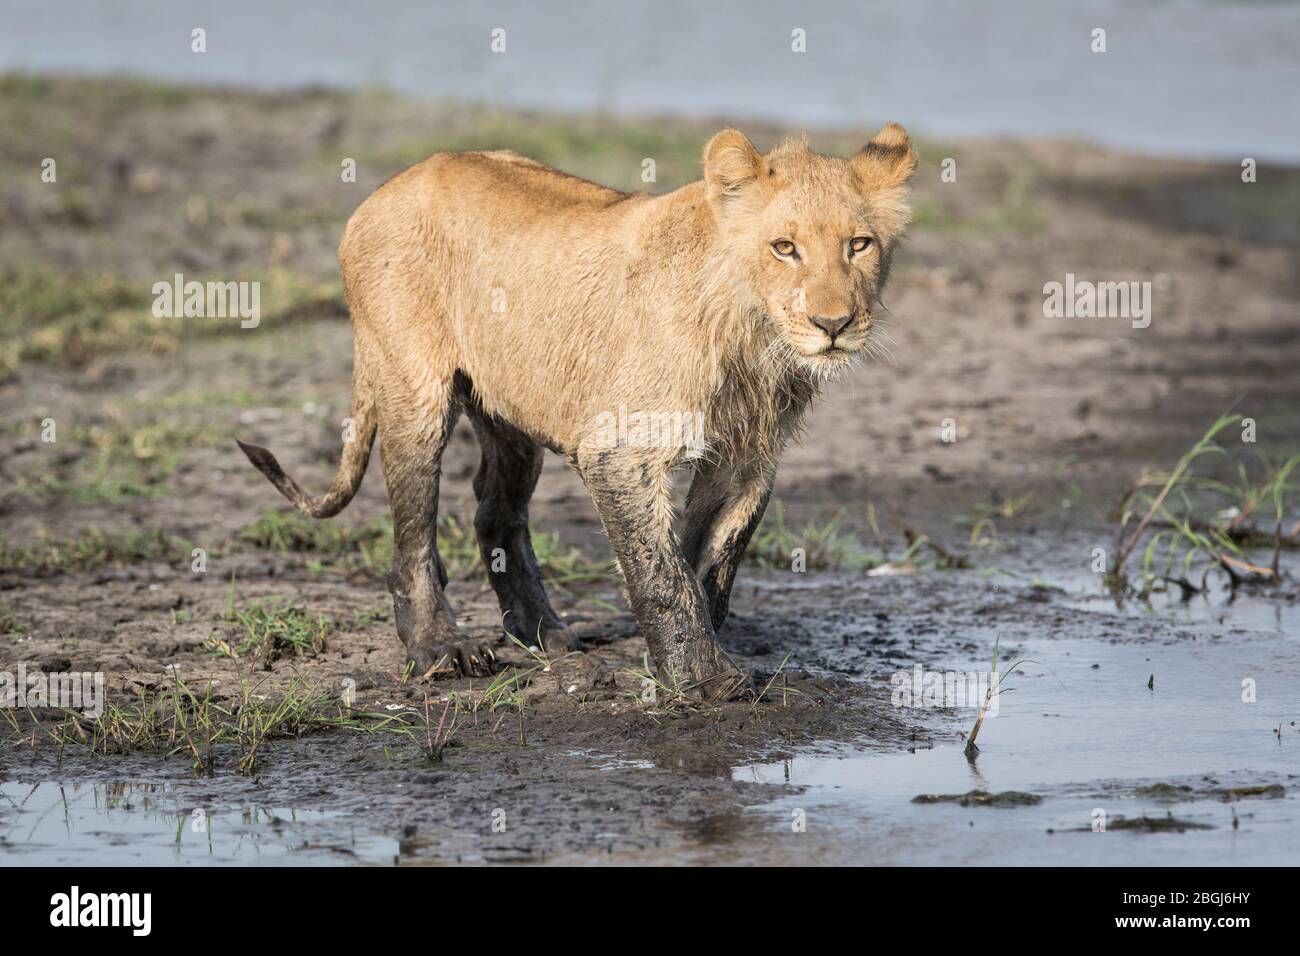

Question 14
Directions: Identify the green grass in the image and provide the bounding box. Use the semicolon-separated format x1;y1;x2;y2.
1110;413;1300;596
8;395;296;504
238;509;429;577
745;499;978;573
0;272;150;373
0;527;195;573
204;580;331;663
0;269;344;373
747;500;881;571
964;635;1062;756
0;508;614;584
150;388;265;410
14;418;227;502
237;507;613;584
529;528;616;586
0;72;197;108
238;507;391;555
0;601;24;636
911;167;1044;233
19;471;165;504
0;672;420;776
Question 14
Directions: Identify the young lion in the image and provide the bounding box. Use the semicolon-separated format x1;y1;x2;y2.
238;124;916;699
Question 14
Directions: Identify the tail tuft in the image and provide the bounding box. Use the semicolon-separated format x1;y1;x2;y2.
236;438;315;514
236;438;281;477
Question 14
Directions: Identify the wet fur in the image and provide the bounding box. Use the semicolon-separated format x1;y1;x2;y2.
238;125;916;698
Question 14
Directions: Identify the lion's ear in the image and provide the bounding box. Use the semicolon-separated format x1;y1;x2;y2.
852;123;917;190
703;129;767;205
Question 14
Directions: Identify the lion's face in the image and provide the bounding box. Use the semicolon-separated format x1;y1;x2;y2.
704;125;916;376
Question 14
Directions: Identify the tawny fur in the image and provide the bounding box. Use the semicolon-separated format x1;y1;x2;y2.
238;125;916;696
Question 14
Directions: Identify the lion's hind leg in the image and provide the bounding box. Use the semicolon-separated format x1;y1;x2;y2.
467;409;577;656
379;382;496;679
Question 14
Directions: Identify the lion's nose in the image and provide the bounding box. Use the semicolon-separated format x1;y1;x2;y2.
809;314;853;339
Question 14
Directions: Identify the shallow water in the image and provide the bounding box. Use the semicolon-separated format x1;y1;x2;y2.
734;594;1300;865
1040;565;1300;635
0;780;398;865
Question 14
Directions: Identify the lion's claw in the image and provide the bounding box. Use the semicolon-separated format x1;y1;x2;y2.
408;640;499;679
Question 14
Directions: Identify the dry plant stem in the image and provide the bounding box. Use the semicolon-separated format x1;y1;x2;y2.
1219;553;1275;579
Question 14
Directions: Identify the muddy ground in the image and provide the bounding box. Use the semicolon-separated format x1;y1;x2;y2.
1;76;1298;864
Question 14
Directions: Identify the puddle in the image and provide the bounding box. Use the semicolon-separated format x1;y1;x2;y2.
0;781;399;865
736;629;1300;865
1039;568;1300;634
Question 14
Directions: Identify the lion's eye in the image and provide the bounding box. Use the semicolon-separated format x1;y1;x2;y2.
849;236;872;254
772;240;797;258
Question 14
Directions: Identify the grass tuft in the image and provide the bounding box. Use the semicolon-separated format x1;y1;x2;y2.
1110;413;1299;596
747;500;881;570
1;673;420;776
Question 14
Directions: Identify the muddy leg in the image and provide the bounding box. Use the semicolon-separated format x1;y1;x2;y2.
579;447;749;699
681;461;775;631
381;390;495;678
468;410;575;655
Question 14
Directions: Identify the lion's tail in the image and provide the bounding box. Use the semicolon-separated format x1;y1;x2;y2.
236;360;377;519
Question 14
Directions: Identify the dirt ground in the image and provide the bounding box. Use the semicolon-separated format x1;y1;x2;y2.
1;76;1298;864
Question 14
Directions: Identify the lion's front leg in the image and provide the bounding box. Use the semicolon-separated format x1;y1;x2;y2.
578;447;749;700
681;461;776;631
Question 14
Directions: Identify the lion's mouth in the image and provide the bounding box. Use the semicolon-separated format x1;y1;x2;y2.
819;342;858;357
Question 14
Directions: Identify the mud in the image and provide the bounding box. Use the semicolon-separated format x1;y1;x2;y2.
913;790;1044;807
1068;816;1215;834
6;551;1298;864
2;78;1299;864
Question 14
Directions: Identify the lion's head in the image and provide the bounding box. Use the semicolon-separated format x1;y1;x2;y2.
703;124;916;376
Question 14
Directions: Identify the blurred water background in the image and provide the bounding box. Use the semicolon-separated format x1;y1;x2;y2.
4;0;1299;161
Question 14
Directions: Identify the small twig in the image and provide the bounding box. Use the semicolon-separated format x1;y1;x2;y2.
1219;553;1276;580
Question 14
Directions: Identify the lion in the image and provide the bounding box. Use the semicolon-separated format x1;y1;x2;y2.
237;123;916;699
